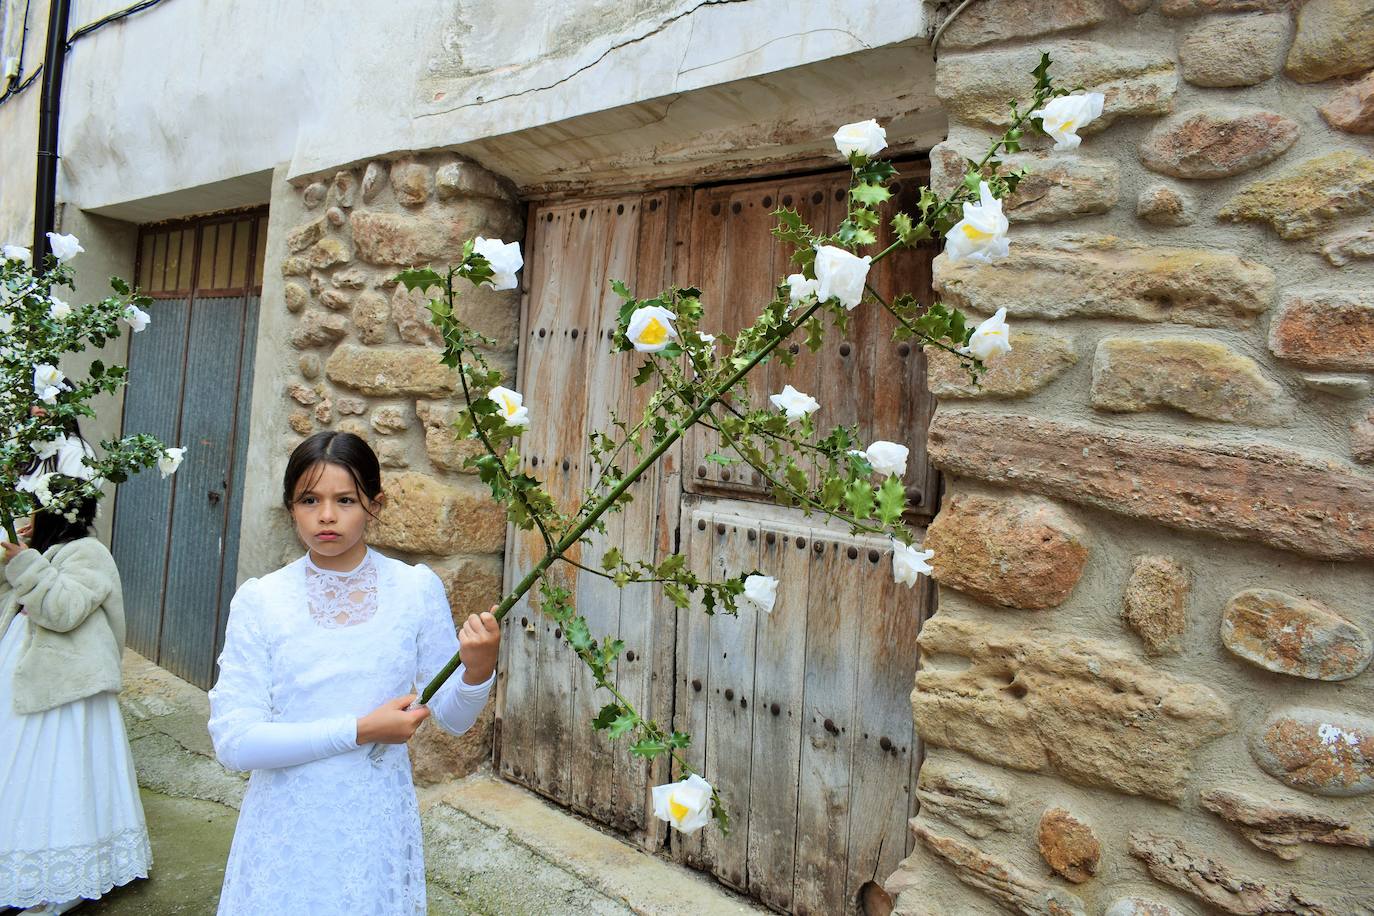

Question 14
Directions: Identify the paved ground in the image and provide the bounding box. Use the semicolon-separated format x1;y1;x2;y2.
66;651;765;915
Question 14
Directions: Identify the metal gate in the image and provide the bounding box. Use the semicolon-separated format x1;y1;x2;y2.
111;210;265;689
496;169;939;914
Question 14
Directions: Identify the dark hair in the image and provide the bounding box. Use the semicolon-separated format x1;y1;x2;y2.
29;497;98;553
282;431;383;514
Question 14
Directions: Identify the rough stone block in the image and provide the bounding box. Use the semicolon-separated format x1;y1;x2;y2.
1136;183;1196;226
1269;289;1374;371
915;618;1231;802
283;282;307;314
298;353;321;381
1091;336;1290;425
1321;224;1374;266
435;161;514;202
913;760;1013;839
1161;0;1287;13
325;345;460;397
306;237;350;270
1128;833;1332;913
934;235;1274;329
927;411;1374;561
289;308;349;350
361;160;388;204
1320;71;1374;134
1285;0;1374;82
931;143;1119;223
391;160;432;208
371;405;410;434
1122;555;1190;656
936;41;1176;129
368;471;505;555
1251;707;1374;796
1178;13;1289;87
417;399;485;473
1103;899;1185;916
318;289;351;312
925;493;1089;609
1222;589;1372;681
409;707;493;788
1220;151;1374;239
350;209;476;267
1139;108;1298;179
1037;809;1099;884
351;291;393;345
910;825;1086;915
286;219;325;254
1354;409;1374;464
433;554;504;619
330;169;357;209
926;331;1077;398
1200;788;1374;859
302;181;326;209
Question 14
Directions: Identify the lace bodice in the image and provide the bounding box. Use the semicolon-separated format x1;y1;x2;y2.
304;551;378;628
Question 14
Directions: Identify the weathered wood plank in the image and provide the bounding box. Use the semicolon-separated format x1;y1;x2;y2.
672;501;717;869
744;520;810;911
792;530;861;916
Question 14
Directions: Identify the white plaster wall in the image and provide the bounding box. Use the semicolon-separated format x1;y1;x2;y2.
1;0;930;240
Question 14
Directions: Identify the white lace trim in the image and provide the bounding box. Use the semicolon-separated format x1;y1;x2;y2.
0;827;151;908
304;551;379;629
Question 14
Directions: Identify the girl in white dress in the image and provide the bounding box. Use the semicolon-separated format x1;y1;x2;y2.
0;421;152;915
207;430;500;916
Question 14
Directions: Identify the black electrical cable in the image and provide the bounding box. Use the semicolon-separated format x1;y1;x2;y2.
0;0;34;103
0;0;169;107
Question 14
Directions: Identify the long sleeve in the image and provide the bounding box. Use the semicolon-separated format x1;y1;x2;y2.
5;540;112;633
208;581;358;772
415;567;493;736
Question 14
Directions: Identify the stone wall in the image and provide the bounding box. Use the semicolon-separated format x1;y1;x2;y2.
890;2;1374;914
264;154;524;784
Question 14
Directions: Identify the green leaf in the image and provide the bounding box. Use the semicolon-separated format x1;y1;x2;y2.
851;182;892;208
844;479;876;520
607;713;638;739
593;703;624;731
875;474;907;525
396;267;444;292
564;616;594;653
610;279;633;301
629;737;669;759
601;546;623;571
633;361;655;386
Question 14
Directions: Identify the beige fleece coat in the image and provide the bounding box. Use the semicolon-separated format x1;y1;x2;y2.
0;536;126;714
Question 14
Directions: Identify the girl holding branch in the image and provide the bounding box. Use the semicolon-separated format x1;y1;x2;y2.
207;431;500;916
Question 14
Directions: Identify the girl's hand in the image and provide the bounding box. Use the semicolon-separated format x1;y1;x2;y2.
17;521;33;540
356;693;430;745
460;607;501;685
1;540;28;561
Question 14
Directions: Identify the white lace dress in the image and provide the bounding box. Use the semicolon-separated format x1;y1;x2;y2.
207;549;493;916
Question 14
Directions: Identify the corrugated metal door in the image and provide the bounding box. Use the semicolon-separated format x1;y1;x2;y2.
112;211;265;688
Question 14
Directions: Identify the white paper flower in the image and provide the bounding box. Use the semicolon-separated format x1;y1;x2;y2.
48;297;72;322
697;332;716;347
487;386;530;429
865;440;909;477
626;305;679;353
472;236;522;291
651;774;714;834
833;119;887;159
892;541;934;588
2;245;31;267
769;384;820;423
22;472;55;506
944;182;1010;265
33;364;64;403
52;436;97;481
46;232;84;262
786;273;820;308
962;307;1012;362
741;574;778;615
123;304;151;333
813;245;872;311
31;436;65;460
1031;92;1106;151
157;446;186;479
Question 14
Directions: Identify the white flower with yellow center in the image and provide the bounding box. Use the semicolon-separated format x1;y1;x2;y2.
892;540;934;588
651;774;714;834
1031;92;1105;151
626;305;678;353
961;307;1012;362
833;119;887;159
741;574;778;614
944;182;1010;264
769;384;820;423
487;386;530;429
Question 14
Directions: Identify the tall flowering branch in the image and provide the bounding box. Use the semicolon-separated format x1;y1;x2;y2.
0;235;185;540
400;55;1101;834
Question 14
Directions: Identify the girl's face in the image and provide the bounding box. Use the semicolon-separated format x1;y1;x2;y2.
288;461;382;567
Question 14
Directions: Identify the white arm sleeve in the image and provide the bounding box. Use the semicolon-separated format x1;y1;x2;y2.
208;582;359;772
416;567;494;736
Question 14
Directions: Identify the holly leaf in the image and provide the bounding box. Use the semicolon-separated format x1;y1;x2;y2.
851;182;892;208
396;267;443;292
875;474;907;525
601;546;623;571
607;712;638;739
630;737;669;759
844;479;876;520
593;703;623;731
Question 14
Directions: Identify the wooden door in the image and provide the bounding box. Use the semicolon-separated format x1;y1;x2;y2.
112;212;265;689
498;167;939;913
